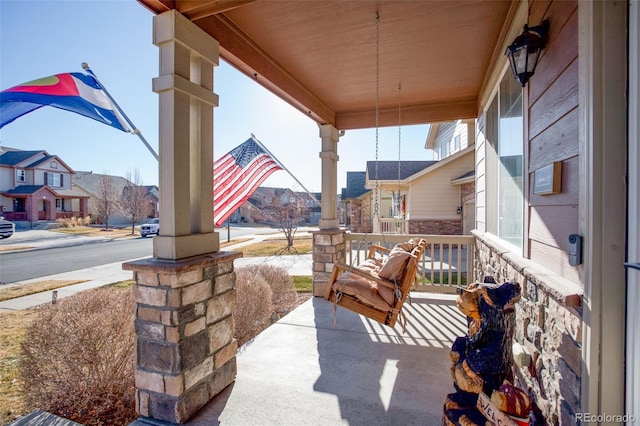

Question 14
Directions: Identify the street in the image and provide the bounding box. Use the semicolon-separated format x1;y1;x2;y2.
0;237;152;284
0;226;284;285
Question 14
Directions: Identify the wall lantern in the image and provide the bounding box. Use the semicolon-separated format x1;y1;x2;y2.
505;19;550;87
456;206;463;215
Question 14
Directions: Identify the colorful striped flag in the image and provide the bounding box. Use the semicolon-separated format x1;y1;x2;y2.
0;72;130;131
213;137;282;226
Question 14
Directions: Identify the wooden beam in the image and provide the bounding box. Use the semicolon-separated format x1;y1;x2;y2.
138;0;258;19
335;99;478;130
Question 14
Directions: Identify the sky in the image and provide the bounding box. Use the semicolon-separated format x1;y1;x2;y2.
0;0;433;193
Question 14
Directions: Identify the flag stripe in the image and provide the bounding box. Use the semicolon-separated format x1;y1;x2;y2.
214;154;279;204
214;157;281;214
213;137;282;226
0;72;130;132
214;160;279;216
213;164;280;225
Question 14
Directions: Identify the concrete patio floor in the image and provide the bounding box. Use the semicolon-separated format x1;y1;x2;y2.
159;292;467;425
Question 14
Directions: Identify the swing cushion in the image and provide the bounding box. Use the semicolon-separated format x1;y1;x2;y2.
332;272;392;311
377;238;421;281
331;240;420;309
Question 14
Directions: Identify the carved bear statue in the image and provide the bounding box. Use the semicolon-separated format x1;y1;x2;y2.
442;279;522;426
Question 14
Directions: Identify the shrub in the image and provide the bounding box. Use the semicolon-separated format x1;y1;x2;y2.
233;265;299;347
20;288;137;425
245;264;298;316
234;268;273;347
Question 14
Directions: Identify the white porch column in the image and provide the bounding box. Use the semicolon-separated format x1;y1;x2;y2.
152;10;219;260
318;124;340;230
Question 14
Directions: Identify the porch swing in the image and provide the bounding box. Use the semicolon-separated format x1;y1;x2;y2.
324;13;427;328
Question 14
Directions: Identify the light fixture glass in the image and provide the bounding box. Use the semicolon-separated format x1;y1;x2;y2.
505;20;550;87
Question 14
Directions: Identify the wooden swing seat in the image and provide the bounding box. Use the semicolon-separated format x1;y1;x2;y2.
324;238;427;328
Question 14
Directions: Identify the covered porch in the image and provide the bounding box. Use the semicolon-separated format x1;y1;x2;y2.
125;0;633;424
135;291;464;425
1;185;89;223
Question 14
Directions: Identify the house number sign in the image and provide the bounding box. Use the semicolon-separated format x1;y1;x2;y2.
533;162;562;195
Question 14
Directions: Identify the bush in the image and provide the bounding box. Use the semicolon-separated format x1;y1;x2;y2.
20;288;137;425
234;269;273;347
233;265;299;347
246;264;298;315
55;216;92;228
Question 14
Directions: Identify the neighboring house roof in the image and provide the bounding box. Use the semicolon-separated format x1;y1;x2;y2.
56;188;90;198
144;185;159;200
3;185;46;195
398;145;476;183
0;150;45;166
0;149;76;173
0;146;22;154
72;171;135;196
366;161;438;181
344;171;367;199
451;170;475;183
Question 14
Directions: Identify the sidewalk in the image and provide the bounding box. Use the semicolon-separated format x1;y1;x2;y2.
0;231;313;313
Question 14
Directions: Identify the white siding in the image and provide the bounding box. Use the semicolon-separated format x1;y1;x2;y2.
409;150;474;219
0;168;12;191
433;119;474;160
475;117;487;232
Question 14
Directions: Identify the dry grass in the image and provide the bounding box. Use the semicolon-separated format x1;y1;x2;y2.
53;226;136;239
0;280;86;302
0;245;34;253
0;309;37;425
239;236;312;256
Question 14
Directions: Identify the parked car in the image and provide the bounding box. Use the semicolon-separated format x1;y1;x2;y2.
140;218;160;238
0;216;15;239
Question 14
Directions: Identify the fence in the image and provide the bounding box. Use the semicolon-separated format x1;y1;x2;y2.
344;232;475;293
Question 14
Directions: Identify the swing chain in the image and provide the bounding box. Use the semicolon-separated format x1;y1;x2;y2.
373;12;380;222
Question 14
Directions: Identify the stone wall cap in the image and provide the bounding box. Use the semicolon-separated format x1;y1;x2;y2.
123;251;243;273
474;231;583;307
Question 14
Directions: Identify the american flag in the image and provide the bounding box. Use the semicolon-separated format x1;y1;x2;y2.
213;137;282;226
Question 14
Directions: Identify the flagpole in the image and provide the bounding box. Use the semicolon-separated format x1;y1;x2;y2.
250;133;319;205
81;63;159;161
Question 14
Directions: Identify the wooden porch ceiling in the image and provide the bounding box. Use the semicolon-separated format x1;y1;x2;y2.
138;0;516;130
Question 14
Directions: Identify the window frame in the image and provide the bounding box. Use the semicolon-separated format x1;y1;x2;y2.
484;68;525;252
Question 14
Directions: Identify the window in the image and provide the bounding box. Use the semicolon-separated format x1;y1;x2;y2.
50;161;58;169
454;135;461;151
16;169;25;182
485;71;523;248
45;172;63;187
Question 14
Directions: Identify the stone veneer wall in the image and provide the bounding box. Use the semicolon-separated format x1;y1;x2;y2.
408;219;462;235
123;252;242;424
473;233;583;425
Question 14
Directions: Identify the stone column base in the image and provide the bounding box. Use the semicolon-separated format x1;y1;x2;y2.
123;251;242;424
311;229;345;297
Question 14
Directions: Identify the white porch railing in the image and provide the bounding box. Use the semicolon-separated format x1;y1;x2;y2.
379;218;407;234
344;233;475;293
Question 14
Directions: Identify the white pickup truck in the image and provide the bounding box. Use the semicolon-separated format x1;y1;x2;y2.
0;216;15;239
140;218;160;238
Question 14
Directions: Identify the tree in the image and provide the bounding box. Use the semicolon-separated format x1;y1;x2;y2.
94;174;120;230
121;169;152;235
276;201;306;254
